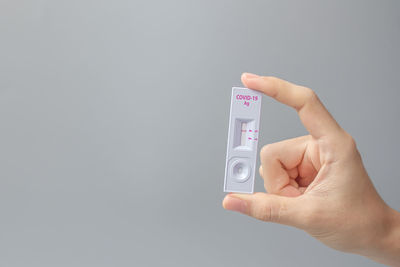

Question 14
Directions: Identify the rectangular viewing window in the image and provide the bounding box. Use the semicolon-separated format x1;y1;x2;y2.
233;118;255;150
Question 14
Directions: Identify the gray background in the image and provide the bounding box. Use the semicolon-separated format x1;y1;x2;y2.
0;0;399;266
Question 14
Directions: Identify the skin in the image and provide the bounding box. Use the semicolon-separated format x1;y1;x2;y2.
223;73;400;266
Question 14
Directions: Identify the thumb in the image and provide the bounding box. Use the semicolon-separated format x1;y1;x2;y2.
223;192;308;228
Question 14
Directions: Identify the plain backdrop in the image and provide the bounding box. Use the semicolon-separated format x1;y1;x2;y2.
0;0;399;266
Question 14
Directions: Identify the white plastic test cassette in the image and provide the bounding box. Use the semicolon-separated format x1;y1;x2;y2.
224;87;262;193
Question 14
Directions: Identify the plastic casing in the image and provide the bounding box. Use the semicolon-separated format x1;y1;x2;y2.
224;87;262;193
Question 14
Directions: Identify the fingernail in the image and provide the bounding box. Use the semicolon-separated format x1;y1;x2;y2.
223;195;248;214
242;72;260;79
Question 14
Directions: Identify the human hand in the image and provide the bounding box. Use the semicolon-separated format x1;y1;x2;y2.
223;73;400;266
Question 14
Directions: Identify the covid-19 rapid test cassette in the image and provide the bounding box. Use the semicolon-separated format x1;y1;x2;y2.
224;87;262;194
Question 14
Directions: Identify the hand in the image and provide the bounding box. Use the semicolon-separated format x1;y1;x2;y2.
223;73;400;266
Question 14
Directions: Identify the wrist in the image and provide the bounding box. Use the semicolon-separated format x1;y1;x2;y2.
364;206;400;265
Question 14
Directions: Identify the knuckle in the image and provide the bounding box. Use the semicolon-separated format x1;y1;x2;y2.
341;131;360;157
344;131;357;149
256;195;283;222
259;204;276;222
261;207;274;222
294;86;318;111
320;130;359;160
260;144;275;161
271;201;285;222
302;87;318;103
250;193;275;222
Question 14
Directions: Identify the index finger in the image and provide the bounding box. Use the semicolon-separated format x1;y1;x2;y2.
241;73;342;138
